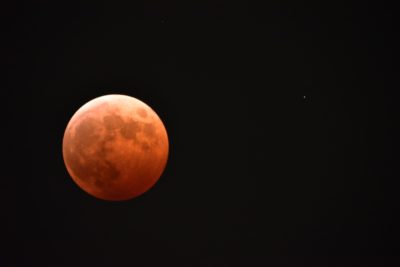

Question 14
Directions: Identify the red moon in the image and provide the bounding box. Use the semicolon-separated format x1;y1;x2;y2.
62;94;169;201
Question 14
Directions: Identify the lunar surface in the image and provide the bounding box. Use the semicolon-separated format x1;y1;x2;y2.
62;94;169;201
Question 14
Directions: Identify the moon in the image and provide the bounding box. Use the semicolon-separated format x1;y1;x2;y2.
62;94;169;201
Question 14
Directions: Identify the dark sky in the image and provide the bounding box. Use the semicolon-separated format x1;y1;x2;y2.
3;1;396;267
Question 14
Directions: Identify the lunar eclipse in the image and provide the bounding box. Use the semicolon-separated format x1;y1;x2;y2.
62;94;169;201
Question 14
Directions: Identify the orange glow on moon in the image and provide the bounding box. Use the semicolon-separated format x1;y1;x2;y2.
62;94;169;201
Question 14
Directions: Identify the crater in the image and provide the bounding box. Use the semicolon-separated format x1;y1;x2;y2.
143;123;156;138
120;119;141;140
141;142;151;151
103;114;124;130
137;108;147;118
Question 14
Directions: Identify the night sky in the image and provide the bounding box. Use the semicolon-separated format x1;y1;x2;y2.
3;1;396;267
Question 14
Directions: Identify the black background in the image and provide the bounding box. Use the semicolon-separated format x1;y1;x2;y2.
3;1;397;266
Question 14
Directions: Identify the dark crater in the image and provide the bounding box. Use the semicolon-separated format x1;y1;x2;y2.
103;114;124;130
120;118;141;140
